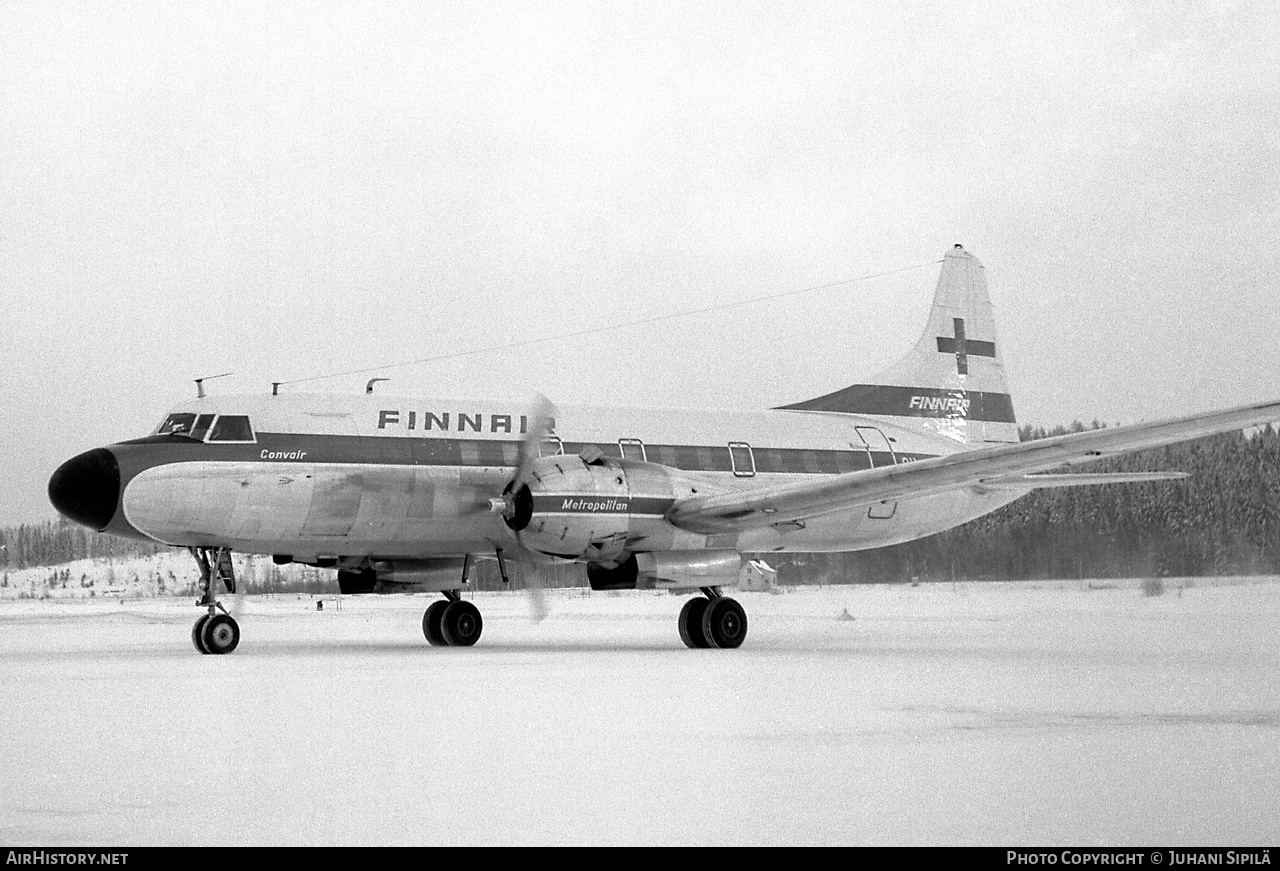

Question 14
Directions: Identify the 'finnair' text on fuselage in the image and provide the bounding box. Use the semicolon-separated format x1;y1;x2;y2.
377;411;551;434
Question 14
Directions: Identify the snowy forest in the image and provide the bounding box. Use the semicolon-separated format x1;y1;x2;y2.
4;424;1279;587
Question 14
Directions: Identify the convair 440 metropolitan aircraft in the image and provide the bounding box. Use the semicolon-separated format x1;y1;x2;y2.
49;246;1280;653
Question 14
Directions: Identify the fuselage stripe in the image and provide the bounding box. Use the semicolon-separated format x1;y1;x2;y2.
116;433;936;475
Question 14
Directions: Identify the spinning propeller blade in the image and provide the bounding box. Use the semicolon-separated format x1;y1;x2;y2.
513;393;556;491
524;572;549;623
485;393;559;621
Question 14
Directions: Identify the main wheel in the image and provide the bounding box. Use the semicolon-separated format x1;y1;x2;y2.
702;597;747;649
441;600;483;647
422;600;449;646
678;597;711;649
200;614;241;655
192;614;212;654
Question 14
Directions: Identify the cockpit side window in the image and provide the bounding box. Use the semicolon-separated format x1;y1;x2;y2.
208;415;256;443
156;413;198;436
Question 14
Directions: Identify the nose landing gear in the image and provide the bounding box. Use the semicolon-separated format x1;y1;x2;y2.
190;547;240;655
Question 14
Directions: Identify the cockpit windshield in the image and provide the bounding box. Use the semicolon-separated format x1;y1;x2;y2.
208;415;255;442
154;413;255;443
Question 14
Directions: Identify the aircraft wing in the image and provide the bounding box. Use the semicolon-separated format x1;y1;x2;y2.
666;399;1280;534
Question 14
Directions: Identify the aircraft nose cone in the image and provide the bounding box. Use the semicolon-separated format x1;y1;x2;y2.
48;448;120;531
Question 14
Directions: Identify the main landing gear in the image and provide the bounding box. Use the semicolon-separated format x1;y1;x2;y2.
678;587;748;649
422;591;484;647
190;546;240;655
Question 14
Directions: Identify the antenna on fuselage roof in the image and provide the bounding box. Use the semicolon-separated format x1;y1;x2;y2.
194;372;233;399
366;377;390;395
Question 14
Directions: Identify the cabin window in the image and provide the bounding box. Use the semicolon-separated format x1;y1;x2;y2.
501;441;520;466
755;448;784;474
207;415;256;443
459;442;480;466
618;439;647;461
538;436;564;457
648;445;678;467
696;446;732;472
476;441;507;466
771;449;800;474
834;450;863;474
414;439;460;466
671;446;700;469
728;442;755;477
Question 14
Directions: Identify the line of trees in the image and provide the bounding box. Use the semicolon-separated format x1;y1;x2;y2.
5;424;1278;584
0;520;166;570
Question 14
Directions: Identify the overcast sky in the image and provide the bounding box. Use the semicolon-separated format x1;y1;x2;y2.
2;1;1278;524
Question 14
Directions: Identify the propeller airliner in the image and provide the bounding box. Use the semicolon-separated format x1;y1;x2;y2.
47;246;1280;653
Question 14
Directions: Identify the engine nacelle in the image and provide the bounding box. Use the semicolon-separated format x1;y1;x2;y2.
637;551;743;590
586;551;743;591
505;453;696;562
339;558;468;594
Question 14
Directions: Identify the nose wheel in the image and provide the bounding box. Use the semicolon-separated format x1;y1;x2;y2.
192;611;240;654
189;546;241;655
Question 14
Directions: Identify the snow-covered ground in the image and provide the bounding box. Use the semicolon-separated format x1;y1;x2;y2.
1;580;1278;845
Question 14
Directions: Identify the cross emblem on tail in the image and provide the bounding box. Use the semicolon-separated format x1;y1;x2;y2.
936;318;996;375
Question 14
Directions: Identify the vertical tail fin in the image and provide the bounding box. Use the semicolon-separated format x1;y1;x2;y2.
778;245;1018;444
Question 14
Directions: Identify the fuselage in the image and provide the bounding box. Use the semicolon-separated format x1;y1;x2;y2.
50;392;1025;563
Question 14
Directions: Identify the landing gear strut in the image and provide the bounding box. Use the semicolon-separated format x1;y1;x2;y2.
190;546;240;655
422;590;483;647
678;587;748;649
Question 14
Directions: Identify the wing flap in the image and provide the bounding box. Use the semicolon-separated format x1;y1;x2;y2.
667;399;1280;534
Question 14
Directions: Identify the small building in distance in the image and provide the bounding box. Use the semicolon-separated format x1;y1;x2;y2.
739;559;779;593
